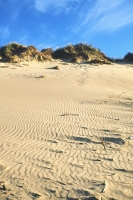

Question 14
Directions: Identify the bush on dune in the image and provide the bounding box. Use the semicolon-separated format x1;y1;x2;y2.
52;43;111;63
124;52;133;62
0;43;52;63
0;43;26;58
0;42;133;64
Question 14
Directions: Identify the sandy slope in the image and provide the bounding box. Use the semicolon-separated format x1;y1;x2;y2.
0;61;133;200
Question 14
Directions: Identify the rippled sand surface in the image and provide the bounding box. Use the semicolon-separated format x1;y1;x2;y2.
0;61;133;199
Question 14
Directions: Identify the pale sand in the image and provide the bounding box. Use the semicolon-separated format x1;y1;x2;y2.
0;61;133;200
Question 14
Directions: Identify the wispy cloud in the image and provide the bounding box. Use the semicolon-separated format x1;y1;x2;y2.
34;0;82;14
0;27;10;39
75;0;133;34
11;8;20;21
17;34;28;45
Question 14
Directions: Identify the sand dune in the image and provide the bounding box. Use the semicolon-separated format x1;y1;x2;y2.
0;61;133;199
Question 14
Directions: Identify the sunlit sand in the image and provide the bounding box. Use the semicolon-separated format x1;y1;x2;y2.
0;60;133;199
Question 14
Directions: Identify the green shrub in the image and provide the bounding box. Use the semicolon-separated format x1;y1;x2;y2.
0;42;26;58
52;43;104;60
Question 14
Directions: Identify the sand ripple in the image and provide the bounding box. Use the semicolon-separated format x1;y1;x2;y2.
0;65;133;199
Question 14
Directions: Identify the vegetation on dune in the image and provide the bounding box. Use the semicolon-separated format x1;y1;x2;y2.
52;43;112;64
0;43;26;58
124;52;133;62
0;42;133;64
0;43;27;63
52;43;102;58
0;43;52;63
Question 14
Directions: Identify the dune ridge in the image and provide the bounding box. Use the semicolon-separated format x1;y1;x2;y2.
1;42;133;64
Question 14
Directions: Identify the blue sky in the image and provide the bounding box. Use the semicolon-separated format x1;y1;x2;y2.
0;0;133;58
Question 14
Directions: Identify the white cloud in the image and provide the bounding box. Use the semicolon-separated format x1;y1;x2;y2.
75;0;133;33
11;8;20;21
0;27;10;39
34;0;82;14
18;34;28;45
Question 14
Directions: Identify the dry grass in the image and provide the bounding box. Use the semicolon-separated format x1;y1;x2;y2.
0;65;9;68
36;75;47;79
51;66;60;70
22;63;29;66
0;181;6;190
